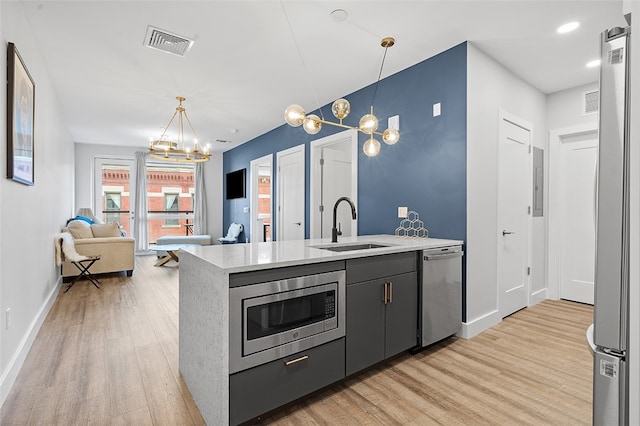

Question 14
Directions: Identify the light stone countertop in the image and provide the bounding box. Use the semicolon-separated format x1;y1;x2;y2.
182;234;463;274
178;233;464;425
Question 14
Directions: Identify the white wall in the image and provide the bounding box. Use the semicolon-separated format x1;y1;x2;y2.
74;143;223;240
0;1;75;405
547;82;599;130
465;43;547;337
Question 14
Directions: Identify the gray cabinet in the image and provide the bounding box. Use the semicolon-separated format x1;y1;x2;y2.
346;252;418;376
229;338;345;425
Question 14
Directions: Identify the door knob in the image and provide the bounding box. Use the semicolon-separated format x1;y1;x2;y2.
502;230;515;236
294;222;301;226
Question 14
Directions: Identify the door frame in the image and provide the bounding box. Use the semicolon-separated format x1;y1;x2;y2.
548;122;598;300
309;129;358;239
496;110;533;316
250;154;273;243
276;144;305;241
93;156;136;231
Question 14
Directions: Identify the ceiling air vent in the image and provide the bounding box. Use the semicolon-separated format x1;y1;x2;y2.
584;90;599;115
144;25;194;57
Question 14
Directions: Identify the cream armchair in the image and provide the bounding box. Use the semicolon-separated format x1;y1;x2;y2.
61;220;134;281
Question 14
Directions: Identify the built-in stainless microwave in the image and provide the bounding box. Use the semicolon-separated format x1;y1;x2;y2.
229;270;345;374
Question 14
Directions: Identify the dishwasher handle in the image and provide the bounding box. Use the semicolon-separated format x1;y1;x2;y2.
424;251;463;261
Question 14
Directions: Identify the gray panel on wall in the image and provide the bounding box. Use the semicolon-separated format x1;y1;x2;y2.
532;147;544;217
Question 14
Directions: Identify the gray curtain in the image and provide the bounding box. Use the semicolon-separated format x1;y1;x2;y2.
194;162;207;235
133;151;149;253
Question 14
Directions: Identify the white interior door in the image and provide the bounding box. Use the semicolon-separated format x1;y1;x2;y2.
310;130;358;239
498;115;531;318
277;145;305;241
559;133;598;304
250;154;273;243
321;148;353;238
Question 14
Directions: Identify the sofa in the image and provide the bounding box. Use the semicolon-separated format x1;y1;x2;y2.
61;220;135;281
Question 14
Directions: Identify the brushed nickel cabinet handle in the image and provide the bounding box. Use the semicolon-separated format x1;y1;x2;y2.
285;355;309;366
383;282;388;304
389;281;393;303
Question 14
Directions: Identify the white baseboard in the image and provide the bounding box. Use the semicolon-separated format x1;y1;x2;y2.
530;288;547;306
459;309;502;339
0;278;61;407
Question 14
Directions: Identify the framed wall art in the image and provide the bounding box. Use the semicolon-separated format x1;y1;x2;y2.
6;42;35;186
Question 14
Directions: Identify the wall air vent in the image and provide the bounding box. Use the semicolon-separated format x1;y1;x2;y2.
584;90;599;115
144;25;194;57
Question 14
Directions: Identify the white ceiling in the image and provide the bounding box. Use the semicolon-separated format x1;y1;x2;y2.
18;0;626;152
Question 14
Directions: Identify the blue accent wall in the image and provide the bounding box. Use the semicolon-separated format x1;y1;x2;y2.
223;42;467;243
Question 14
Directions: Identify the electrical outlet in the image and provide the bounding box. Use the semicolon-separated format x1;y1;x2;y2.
398;207;408;218
433;102;441;117
5;308;10;330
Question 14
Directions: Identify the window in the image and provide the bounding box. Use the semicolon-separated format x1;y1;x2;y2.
146;163;195;242
95;159;195;244
164;193;179;226
105;192;122;225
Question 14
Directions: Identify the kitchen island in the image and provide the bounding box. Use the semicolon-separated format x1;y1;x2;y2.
179;234;462;425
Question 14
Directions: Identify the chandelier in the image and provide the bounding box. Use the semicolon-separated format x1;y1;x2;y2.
148;96;211;163
284;37;399;157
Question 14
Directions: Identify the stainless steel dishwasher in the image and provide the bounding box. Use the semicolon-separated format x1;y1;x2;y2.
420;245;463;347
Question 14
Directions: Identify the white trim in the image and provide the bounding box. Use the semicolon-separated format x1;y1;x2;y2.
530;287;547;306
309;129;358;239
460;310;501;339
0;279;61;406
161;186;182;193
547;123;598;300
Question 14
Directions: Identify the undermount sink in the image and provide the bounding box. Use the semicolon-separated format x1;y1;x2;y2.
312;242;392;252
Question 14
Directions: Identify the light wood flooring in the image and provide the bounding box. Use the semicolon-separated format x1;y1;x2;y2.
1;255;594;425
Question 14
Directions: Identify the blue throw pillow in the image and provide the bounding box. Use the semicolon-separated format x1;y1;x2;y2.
74;215;94;224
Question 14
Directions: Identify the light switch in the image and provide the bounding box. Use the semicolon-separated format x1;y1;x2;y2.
433;103;441;117
388;115;400;130
398;207;408;218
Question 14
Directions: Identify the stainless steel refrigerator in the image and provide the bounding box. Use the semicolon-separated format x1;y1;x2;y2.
593;22;631;426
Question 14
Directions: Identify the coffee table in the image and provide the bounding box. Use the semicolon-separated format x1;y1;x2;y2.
150;243;198;267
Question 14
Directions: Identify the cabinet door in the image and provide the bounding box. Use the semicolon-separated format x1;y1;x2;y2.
230;338;345;425
384;271;418;358
346;279;385;376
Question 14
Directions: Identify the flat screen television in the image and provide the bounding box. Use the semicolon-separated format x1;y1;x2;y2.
226;168;246;199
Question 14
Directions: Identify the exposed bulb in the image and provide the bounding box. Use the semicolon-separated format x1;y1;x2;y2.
284;104;306;127
363;137;381;157
359;113;378;134
382;128;400;145
331;98;351;120
303;114;322;135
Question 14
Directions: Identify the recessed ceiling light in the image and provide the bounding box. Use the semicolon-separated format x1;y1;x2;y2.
586;59;601;68
557;21;580;34
330;9;348;22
